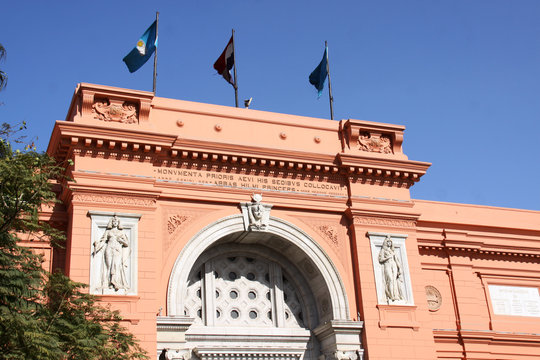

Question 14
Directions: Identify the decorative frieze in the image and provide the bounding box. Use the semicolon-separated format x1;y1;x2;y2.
73;193;156;207
353;216;416;228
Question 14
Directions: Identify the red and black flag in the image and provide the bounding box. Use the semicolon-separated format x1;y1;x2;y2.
213;36;235;87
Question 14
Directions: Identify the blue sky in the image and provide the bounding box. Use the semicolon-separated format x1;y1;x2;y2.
1;0;539;210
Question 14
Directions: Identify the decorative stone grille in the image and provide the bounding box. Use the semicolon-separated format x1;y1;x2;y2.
185;254;306;329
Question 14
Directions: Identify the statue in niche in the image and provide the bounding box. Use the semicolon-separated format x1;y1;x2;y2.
93;215;130;291
247;194;270;230
378;236;404;302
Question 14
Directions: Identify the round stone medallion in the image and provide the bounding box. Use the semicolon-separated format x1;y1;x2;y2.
425;285;442;311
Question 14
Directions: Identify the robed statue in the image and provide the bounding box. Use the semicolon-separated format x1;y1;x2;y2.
378;236;404;302
93;215;130;291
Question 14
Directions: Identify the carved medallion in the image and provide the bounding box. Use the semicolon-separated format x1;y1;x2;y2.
358;131;392;154
425;285;442;311
92;98;138;123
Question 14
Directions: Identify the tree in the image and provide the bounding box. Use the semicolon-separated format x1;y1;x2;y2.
0;44;148;360
0;44;6;91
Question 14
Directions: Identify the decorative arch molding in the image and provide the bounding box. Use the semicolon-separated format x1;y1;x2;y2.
167;214;351;321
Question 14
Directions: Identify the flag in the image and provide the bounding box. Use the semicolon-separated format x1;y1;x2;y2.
214;36;235;86
123;21;158;73
309;46;328;97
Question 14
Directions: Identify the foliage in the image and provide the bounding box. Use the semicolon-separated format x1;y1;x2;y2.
0;44;148;359
42;272;148;360
0;44;6;91
0;125;148;360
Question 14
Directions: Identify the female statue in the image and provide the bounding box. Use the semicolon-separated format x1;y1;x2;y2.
93;215;130;291
378;236;403;302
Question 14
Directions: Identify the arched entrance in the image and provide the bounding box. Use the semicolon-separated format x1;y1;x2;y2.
159;214;363;360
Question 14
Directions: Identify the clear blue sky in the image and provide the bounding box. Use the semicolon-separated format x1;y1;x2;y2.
1;0;539;210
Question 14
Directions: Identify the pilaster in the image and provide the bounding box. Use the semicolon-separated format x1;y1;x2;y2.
346;205;436;360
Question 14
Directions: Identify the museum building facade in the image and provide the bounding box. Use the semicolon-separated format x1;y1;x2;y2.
38;83;540;359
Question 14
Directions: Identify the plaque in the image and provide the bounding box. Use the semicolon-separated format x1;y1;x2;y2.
488;285;540;317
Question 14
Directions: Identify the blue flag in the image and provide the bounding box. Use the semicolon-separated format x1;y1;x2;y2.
309;47;328;97
123;21;158;73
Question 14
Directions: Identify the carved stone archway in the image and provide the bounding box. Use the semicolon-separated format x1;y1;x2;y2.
161;214;363;360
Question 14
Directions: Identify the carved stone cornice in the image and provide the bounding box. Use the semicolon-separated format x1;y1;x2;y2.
156;316;194;332
49;84;429;200
433;329;540;345
337;153;430;187
418;243;540;258
417;230;540;258
48;118;425;195
47;121;176;161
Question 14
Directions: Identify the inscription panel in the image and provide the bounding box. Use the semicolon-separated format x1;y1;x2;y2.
488;285;540;318
154;167;347;197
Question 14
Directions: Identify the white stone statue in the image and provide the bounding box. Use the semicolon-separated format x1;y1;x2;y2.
93;215;130;291
248;194;267;230
241;194;272;231
378;236;403;302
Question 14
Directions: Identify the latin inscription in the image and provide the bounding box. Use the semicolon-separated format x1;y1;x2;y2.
154;168;347;197
488;285;540;317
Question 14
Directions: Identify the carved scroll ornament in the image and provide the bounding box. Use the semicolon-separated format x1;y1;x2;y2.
92;98;138;123
358;132;392;154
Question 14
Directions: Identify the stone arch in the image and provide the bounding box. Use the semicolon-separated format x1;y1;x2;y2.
167;214;350;321
162;214;363;360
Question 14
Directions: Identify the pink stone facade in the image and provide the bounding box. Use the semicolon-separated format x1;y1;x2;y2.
42;83;540;359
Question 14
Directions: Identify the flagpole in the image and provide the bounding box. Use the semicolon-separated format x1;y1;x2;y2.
232;28;239;108
325;41;334;120
153;11;159;94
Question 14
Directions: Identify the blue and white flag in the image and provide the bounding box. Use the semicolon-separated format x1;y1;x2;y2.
309;46;328;97
123;20;158;73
